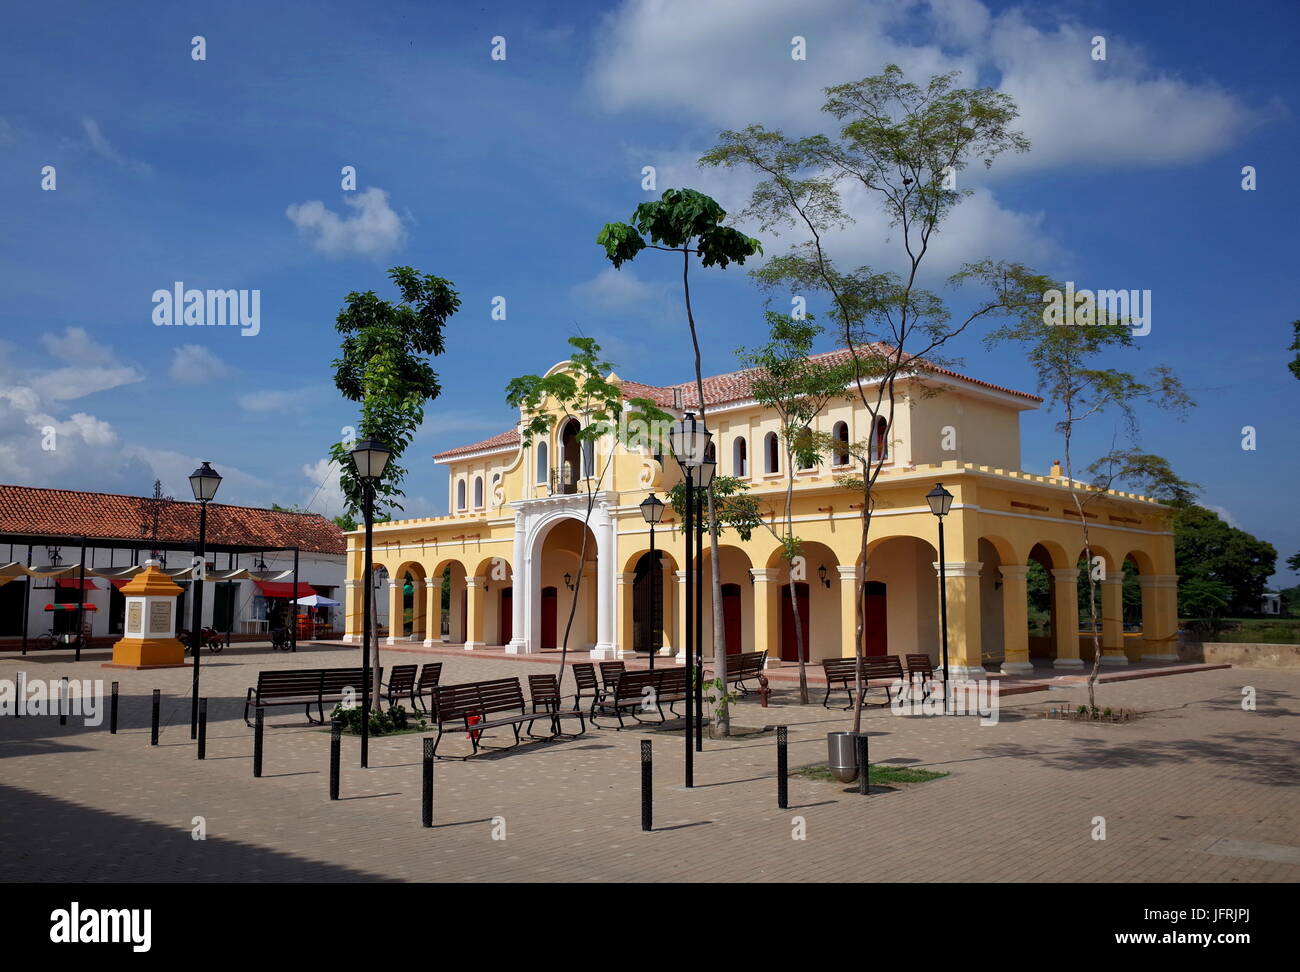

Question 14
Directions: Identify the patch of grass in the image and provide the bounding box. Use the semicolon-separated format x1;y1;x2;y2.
795;763;948;785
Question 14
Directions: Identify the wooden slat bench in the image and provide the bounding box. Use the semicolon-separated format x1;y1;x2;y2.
382;664;418;711
430;676;583;759
820;656;906;709
718;650;768;694
244;666;379;726
593;667;689;729
412;662;443;714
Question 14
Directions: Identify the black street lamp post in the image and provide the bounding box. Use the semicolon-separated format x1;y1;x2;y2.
350;438;393;768
188;461;222;739
638;493;665;671
695;456;714;752
926;483;954;715
667;413;711;787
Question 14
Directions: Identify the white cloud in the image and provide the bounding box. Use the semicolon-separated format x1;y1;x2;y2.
571;267;668;315
169;345;231;383
286;186;407;258
236;389;311;414
24;327;144;402
590;0;1264;173
80;117;152;174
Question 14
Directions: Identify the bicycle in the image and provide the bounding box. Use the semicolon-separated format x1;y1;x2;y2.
32;627;85;652
179;627;224;655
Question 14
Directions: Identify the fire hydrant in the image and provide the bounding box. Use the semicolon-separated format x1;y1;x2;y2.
757;674;771;708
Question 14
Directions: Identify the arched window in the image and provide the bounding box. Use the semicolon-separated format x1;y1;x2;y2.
536;441;548;484
764;431;779;474
832;421;849;465
456;479;466;510
473;476;483;508
733;437;748;477
869;416;888;462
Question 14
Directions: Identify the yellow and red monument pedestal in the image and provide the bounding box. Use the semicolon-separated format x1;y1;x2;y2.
104;561;188;670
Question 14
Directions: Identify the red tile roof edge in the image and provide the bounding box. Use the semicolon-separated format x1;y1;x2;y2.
0;484;346;555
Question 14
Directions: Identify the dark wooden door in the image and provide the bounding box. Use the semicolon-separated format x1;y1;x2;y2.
499;587;512;645
863;581;887;656
722;583;743;654
541;586;557;650
779;583;810;662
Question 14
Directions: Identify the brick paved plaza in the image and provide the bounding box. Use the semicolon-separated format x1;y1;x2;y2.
1;645;1297;883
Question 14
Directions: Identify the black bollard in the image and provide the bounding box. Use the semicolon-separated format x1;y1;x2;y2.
777;725;789;810
253;707;264;778
110;681;119;734
150;689;160;746
857;733;869;796
640;739;653;832
197;698;208;760
421;737;433;825
59;677;68;726
329;719;341;800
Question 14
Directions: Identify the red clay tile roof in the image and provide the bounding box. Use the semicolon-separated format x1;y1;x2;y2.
432;429;521;461
0;485;346;555
433;347;1040;462
633;346;1042;410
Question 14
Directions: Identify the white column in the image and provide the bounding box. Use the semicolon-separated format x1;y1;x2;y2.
590;516;618;658
505;517;532;653
674;570;688;664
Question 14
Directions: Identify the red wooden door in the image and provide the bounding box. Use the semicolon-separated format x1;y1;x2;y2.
541;587;557;650
863;581;887;656
499;587;512;645
722;583;743;654
779;583;810;662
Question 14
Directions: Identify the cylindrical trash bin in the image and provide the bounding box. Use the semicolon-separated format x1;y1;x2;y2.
827;731;863;783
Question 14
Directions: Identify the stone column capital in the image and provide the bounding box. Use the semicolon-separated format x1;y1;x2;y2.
997;564;1030;582
836;565;861;582
933;561;982;578
750;568;779;583
1051;568;1080;582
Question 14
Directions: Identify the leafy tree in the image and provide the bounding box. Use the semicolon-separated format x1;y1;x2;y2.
327;265;459;699
738;313;855;703
328;266;461;519
598;187;762;735
1288;551;1300;573
332;513;357;532
1289;320;1300;380
988;290;1194;709
507;337;669;691
1178;578;1233;637
1173;505;1277;616
703;65;1048;730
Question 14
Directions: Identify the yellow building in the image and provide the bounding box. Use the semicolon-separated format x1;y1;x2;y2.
343;350;1178;677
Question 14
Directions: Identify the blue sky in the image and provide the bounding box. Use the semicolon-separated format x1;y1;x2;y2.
1;0;1297;583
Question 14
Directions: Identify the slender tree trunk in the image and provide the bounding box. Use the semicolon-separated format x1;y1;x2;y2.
681;246;729;734
1063;421;1104;710
783;444;809;704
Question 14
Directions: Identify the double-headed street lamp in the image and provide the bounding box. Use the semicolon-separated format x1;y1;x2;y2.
925;482;954;715
188;461;222;739
667;412;711;787
349;437;393;769
638;493;665;670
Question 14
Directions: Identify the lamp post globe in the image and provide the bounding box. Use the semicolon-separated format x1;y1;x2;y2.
188;461;223;502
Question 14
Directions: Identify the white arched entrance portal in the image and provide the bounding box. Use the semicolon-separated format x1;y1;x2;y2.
505;491;620;658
